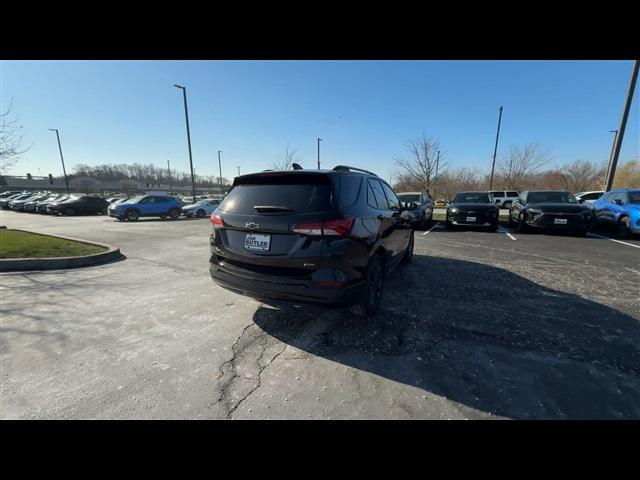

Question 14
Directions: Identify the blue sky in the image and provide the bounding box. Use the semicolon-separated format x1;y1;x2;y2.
1;60;638;183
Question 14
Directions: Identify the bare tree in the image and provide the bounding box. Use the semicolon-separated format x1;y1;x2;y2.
270;145;301;171
394;133;446;195
496;144;552;191
0;100;31;173
553;159;607;192
612;158;640;188
435;167;486;201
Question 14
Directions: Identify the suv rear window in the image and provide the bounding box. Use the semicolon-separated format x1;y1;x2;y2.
490;191;505;197
507;191;519;197
221;174;333;214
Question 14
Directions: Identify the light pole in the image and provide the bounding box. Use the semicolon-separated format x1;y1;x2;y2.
433;150;440;199
218;150;223;195
167;160;173;196
489;106;504;191
48;128;70;194
237;166;241;176
173;84;197;203
604;129;618;189
317;138;322;169
605;60;639;191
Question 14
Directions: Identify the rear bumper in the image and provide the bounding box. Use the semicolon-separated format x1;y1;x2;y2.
209;258;365;307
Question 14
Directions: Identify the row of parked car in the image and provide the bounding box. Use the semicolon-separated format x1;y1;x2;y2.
0;190;223;222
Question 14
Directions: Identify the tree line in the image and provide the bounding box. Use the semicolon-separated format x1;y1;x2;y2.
392;134;640;200
69;163;230;188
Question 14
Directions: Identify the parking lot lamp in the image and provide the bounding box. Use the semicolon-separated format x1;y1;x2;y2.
48;128;70;194
489;106;503;191
173;84;197;203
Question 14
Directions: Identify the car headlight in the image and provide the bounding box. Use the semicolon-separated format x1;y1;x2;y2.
527;208;542;215
449;207;458;214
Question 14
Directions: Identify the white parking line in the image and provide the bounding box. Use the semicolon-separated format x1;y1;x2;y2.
587;232;640;249
422;222;441;235
497;226;517;241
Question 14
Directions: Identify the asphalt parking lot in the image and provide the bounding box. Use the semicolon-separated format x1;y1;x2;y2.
1;211;639;419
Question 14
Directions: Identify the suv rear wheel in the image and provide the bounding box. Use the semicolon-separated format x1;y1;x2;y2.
502;201;512;209
196;209;206;218
348;254;384;318
168;208;181;220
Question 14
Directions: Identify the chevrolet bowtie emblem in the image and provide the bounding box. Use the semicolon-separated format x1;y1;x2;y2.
245;222;260;229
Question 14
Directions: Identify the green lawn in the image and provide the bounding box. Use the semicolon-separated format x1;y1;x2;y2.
0;229;106;259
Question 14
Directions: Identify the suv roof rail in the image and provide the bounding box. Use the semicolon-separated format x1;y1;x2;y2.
332;165;379;177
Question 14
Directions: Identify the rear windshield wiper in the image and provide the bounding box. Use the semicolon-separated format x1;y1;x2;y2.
253;205;295;213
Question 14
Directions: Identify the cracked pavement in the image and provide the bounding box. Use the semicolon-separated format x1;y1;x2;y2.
1;211;639;419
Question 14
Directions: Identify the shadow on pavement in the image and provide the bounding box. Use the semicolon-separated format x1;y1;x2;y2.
252;255;640;419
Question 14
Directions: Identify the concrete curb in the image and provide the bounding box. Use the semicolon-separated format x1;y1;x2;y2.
0;229;122;272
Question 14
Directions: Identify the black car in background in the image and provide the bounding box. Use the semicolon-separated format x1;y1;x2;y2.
509;190;592;236
445;191;499;231
47;195;109;216
209;166;414;317
36;194;69;213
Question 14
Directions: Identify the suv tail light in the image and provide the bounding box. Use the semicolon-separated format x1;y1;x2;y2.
292;217;354;237
211;213;224;228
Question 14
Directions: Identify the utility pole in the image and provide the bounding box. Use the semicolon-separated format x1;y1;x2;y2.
605;60;639;191
237;166;241;176
167;160;173;196
433;150;440;199
48;129;70;194
317;138;322;169
604;129;618;189
173;84;197;203
489;106;504;191
218;150;223;195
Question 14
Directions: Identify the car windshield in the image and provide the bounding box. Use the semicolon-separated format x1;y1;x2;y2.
454;193;492;204
628;191;640;204
527;191;577;204
398;194;420;203
62;196;80;203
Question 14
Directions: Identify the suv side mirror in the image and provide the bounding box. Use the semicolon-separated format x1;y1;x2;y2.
613;199;623;206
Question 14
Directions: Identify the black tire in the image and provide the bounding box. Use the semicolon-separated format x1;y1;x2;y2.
65;208;75;216
488;222;498;232
503;201;512;210
125;209;139;221
444;219;452;229
348;254;384;318
508;213;516;228
402;232;414;264
573;228;588;237
196;209;206;218
617;217;631;239
168;208;180;220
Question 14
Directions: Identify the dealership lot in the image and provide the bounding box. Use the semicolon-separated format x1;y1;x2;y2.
1;211;639;419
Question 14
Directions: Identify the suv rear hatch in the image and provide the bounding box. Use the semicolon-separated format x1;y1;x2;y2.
211;171;345;278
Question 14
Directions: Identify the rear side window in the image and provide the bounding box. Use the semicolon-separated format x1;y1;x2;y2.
154;196;170;203
381;182;400;210
507;191;519;197
368;179;389;210
338;175;362;208
490;191;505;198
220;174;333;214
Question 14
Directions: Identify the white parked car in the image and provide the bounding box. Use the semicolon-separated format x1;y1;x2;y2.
574;190;604;207
181;199;221;218
489;190;519;209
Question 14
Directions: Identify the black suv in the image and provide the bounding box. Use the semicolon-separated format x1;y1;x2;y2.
509;190;592;235
209;166;415;317
445;191;499;231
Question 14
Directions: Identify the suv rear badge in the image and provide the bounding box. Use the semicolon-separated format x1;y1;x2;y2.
245;222;260;229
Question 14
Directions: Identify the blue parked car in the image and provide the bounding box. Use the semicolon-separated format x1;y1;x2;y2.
107;194;182;221
591;188;640;238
